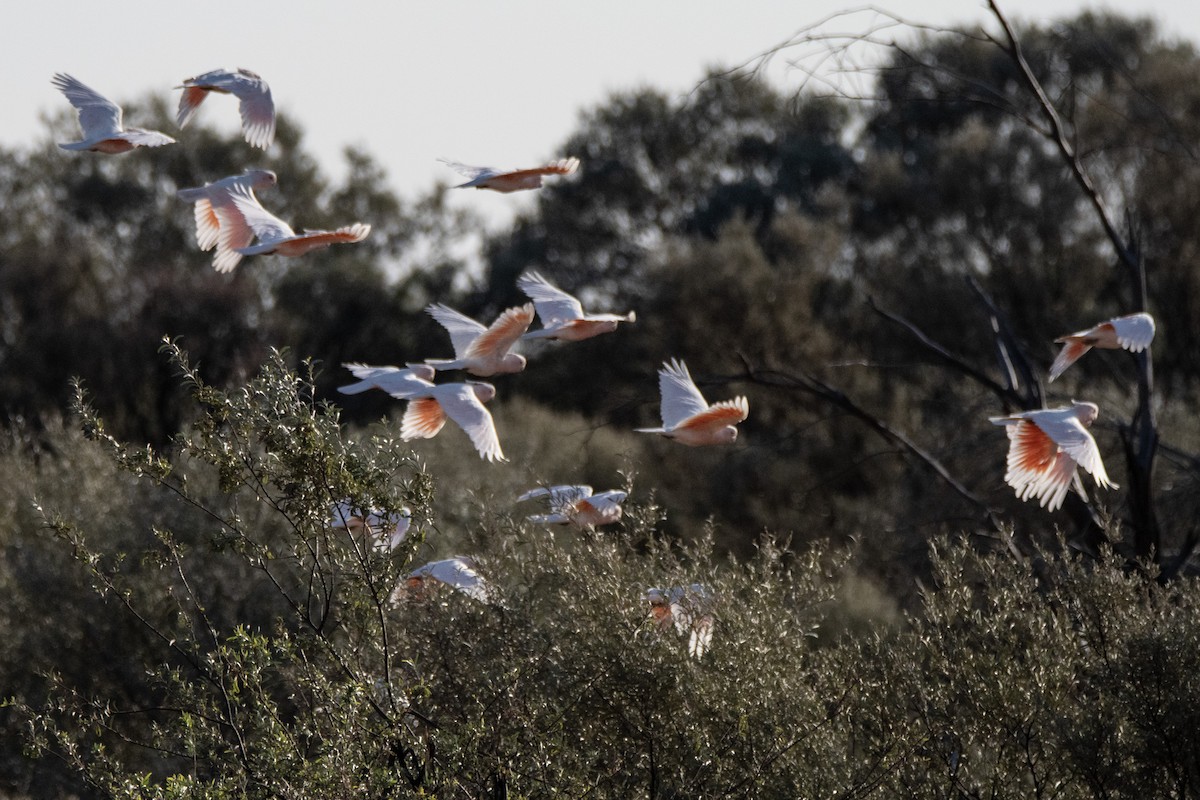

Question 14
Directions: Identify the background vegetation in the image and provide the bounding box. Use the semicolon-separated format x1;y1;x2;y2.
4;7;1200;796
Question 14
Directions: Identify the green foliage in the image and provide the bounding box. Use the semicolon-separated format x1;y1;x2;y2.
3;347;1200;798
15;343;428;798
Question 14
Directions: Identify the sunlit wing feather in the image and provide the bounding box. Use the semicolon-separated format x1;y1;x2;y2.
223;70;275;149
401;397;447;440
338;363;433;398
190;198;220;251
176;85;209;129
658;359;711;430
436;385;504;462
1048;339;1091;382
517;271;585;324
437;159;498;181
466;304;534;359
52;73;122;138
688;616;714;658
517;485;593;506
227;185;294;243
410;557;489;602
676;397;749;433
1001;420;1074;510
1111;313;1155;352
1035;413;1112;488
426;304;487;358
119;129;176;147
585;490;628;514
496;158;580;180
282;224;370;249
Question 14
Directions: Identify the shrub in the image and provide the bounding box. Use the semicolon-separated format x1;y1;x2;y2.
10;344;1200;799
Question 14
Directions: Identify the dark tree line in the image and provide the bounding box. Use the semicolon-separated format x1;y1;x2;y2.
2;10;1200;571
474;7;1200;573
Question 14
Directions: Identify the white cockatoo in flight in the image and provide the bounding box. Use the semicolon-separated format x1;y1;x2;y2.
329;499;411;553
396;557;490;603
646;584;714;659
517;485;627;529
401;381;505;462
337;363;438;398
1048;312;1156;382
516;271;636;343
438;157;579;193
421;303;534;376
989;401;1115;512
176;169;278;272
176;68;275;150
217;186;370;261
338;363;504;461
52;73;176;154
636;359;748;446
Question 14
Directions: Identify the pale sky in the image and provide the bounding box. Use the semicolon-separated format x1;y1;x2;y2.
8;1;1199;227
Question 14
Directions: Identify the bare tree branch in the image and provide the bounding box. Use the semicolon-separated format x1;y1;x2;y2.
734;355;1007;537
868;291;1031;409
965;275;1045;410
985;2;1141;287
984;0;1161;559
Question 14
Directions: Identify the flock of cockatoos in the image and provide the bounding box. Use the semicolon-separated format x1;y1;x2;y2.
52;68;1155;645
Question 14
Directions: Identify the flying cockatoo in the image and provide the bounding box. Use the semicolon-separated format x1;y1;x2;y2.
517;485;627;529
396;557;490;603
402;378;505;462
51;73;175;153
337;363;438;398
217;186;370;260
516;271;636;343
1048;312;1156;382
176;68;275;150
339;364;503;461
421;303;534;376
636;359;748;446
438;157;579;193
329;499;411;553
176;169;277;272
989;401;1115;512
646;584;714;659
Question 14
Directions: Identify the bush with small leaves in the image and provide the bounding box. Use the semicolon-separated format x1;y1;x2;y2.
11;344;1200;798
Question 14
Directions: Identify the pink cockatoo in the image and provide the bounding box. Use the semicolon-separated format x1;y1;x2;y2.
1049;312;1156;382
339;364;504;461
337;363;438;398
52;73;175;154
438;157;579;193
396;557;490;603
646;584;714;659
636;359;748;446
517;485;627;529
517;271;636;343
399;378;505;462
218;186;370;261
421;303;533;376
176;169;277;272
329;499;411;553
989;401;1115;512
176;68;275;150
